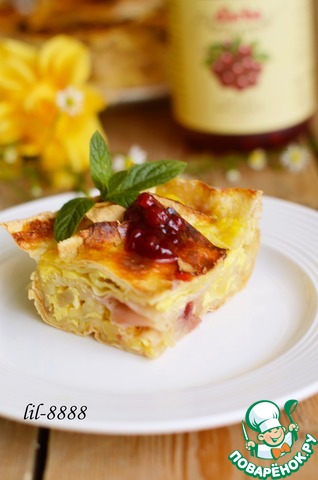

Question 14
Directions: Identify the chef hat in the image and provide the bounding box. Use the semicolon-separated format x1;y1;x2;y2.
246;400;281;433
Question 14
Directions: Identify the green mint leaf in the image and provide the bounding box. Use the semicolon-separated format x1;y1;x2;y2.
90;131;113;197
105;171;138;207
106;160;186;207
107;190;140;208
54;197;96;242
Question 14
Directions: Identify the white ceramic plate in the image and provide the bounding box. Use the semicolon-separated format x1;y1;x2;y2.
0;194;317;434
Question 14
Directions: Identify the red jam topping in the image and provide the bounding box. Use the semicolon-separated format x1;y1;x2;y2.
124;193;187;262
123;193;227;278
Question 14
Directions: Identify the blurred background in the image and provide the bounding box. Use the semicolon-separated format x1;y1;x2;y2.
0;0;317;207
1;4;318;479
0;0;168;102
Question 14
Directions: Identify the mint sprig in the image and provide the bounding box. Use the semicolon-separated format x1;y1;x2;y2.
54;131;186;242
106;160;186;208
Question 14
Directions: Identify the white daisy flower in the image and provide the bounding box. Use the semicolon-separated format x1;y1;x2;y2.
3;146;18;164
56;86;84;116
112;145;147;172
127;145;147;165
247;149;267;171
225;168;242;183
112;154;127;172
280;144;309;172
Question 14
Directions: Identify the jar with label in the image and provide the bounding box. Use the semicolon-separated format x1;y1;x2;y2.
168;0;317;151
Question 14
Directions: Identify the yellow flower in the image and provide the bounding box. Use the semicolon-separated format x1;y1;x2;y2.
0;102;23;144
0;39;37;102
0;35;106;189
38;35;90;88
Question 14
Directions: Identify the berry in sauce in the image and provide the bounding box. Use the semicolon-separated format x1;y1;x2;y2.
123;193;227;279
124;193;187;262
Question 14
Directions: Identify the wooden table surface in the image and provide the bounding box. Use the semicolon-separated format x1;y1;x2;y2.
1;100;318;480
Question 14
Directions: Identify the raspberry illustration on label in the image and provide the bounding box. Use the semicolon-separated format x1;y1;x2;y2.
205;38;268;90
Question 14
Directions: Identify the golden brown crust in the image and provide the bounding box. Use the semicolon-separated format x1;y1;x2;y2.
58;210;227;290
155;178;262;216
1;180;261;293
0;212;56;258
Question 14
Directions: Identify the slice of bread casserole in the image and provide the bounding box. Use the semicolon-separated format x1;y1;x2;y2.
1;179;262;358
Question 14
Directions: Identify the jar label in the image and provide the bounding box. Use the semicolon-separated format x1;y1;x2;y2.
168;0;316;134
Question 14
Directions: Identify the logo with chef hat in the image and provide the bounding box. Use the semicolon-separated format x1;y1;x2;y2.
243;400;299;460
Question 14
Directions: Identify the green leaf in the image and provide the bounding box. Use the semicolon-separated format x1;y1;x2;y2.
255;53;269;63
54;197;96;242
106;160;186;207
105;170;140;207
90;131;113;197
205;45;224;65
108;188;140;208
230;37;241;53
